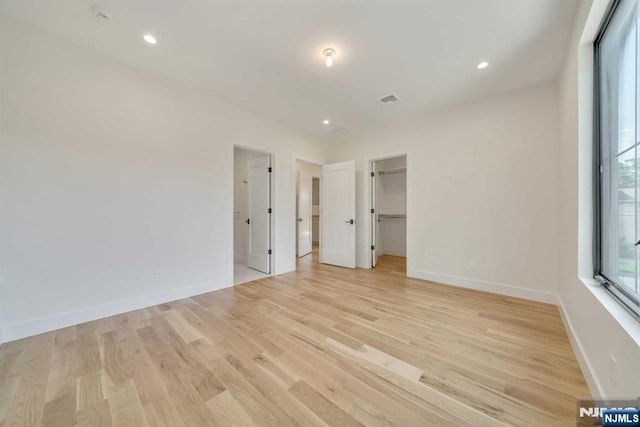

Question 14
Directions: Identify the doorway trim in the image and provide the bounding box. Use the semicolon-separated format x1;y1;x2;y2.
230;144;276;285
366;152;410;272
293;155;325;267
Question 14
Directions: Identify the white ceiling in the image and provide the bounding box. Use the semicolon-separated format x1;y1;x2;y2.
1;0;579;140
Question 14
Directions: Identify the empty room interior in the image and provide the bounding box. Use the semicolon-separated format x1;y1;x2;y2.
1;0;640;426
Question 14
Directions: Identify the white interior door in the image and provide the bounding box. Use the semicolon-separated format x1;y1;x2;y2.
247;155;271;273
297;171;312;257
322;160;356;268
371;162;379;267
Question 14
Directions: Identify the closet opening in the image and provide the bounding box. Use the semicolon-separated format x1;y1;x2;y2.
295;159;322;258
370;155;407;269
233;146;274;285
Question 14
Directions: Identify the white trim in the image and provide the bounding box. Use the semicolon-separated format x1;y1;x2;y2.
1;279;229;343
579;277;640;345
408;268;558;304
231;145;276;283
557;295;604;399
357;258;371;269
293;155;325;268
228;144;236;286
275;263;296;275
366;152;409;270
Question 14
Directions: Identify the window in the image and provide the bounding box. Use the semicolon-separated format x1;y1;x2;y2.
595;0;640;318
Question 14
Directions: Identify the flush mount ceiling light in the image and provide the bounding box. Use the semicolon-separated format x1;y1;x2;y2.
323;48;336;67
323;119;330;125
477;61;489;69
143;34;157;45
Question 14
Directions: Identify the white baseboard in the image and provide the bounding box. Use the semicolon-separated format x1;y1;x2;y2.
1;279;230;344
408;268;558;305
557;296;604;399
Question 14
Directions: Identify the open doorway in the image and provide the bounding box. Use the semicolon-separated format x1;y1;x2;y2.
370;155;407;269
233;146;273;285
296;159;321;258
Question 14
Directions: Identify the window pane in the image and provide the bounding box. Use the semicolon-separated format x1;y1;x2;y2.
600;0;637;154
599;0;640;312
616;148;636;291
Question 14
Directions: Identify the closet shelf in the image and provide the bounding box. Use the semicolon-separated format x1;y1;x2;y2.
378;167;406;175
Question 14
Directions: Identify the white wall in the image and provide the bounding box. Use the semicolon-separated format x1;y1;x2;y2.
557;0;640;399
0;21;332;342
338;82;562;303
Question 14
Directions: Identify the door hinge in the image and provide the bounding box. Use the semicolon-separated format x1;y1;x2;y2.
371;172;375;177
599;165;603;173
268;167;272;173
268;208;272;214
371;245;375;250
268;249;272;255
371;208;375;214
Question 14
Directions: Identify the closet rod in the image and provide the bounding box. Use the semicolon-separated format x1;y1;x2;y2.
378;167;407;175
379;214;407;219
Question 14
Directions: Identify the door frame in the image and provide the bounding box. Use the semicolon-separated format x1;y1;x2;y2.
366;152;410;271
296;170;313;257
230;145;275;285
293;155;325;266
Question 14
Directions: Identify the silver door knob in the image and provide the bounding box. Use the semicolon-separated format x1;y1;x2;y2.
345;219;354;224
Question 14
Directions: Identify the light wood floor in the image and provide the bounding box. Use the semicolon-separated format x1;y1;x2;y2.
0;253;589;426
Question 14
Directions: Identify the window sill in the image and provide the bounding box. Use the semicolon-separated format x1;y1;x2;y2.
579;276;640;346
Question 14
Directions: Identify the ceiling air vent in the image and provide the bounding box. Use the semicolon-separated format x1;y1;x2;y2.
378;93;399;104
91;6;112;21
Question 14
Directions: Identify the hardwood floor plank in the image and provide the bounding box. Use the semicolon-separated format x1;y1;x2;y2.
205;390;257;427
76;371;104;412
163;309;207;344
143;398;186;427
41;390;75;427
101;379;148;427
75;400;112;427
136;325;204;407
288;380;361;427
2;334;54;427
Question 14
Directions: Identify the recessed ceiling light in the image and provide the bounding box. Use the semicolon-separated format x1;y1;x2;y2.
323;119;330;125
477;61;489;69
143;34;157;45
323;48;335;67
